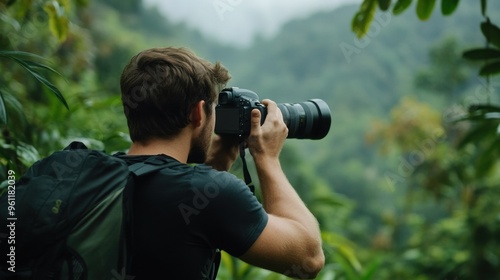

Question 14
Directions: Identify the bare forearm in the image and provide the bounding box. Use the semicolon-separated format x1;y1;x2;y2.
205;153;233;171
254;156;321;237
243;102;325;277
205;135;239;171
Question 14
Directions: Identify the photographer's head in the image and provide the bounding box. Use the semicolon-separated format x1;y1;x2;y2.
120;47;230;143
120;47;230;142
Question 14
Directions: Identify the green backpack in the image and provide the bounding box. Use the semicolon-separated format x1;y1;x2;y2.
0;142;167;279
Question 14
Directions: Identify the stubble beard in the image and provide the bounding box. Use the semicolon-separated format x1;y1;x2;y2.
187;124;212;164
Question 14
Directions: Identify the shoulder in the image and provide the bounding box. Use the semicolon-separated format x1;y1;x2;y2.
190;164;249;197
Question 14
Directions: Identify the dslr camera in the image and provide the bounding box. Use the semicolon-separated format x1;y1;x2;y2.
214;87;331;139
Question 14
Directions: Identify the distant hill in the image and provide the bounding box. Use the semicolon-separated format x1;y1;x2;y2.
203;1;500;210
90;0;499;218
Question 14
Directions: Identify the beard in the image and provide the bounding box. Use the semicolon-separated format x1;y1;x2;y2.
187;124;212;164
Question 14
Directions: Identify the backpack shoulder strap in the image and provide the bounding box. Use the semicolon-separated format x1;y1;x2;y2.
121;155;171;275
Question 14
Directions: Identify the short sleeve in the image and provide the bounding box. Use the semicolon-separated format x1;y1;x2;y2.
192;168;268;257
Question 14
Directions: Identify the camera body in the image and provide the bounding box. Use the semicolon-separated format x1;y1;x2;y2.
214;87;266;137
215;87;331;140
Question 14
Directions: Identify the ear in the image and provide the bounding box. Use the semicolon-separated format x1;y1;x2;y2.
190;100;205;128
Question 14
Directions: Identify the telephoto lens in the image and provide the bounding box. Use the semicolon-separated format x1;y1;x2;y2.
214;87;331;139
277;99;331;139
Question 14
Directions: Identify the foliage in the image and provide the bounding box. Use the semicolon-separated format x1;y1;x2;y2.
2;0;500;279
350;0;500;279
0;0;76;178
462;19;500;76
0;0;358;279
352;0;464;37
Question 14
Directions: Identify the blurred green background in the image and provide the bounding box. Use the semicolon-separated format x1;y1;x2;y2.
1;0;500;279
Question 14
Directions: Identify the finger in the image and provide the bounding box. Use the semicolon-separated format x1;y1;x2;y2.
261;99;283;123
250;108;262;135
261;99;276;109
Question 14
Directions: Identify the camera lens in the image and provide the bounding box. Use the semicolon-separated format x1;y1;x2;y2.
277;99;331;140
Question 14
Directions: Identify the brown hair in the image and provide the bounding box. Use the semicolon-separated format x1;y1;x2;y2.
120;47;230;142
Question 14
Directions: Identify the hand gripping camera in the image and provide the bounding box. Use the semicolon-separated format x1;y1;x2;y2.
214;87;331;139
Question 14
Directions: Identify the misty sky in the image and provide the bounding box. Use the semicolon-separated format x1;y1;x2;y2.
143;0;360;47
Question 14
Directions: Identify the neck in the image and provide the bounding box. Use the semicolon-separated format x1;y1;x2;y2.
127;131;191;163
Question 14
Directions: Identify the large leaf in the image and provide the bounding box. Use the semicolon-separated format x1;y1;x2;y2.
441;0;460;16
0;89;6;125
393;0;412;15
8;56;69;109
0;51;69;109
0;50;49;61
479;61;500;76
454;104;500;123
468;104;500;114
378;0;391;11
481;19;500;49
462;48;500;60
416;0;436;20
481;0;487;16
352;0;378;38
1;90;28;131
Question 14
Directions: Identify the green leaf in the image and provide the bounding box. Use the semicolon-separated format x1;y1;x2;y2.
378;0;391;11
441;0;460;16
462;48;500;60
322;231;362;272
479;61;500;76
481;0;487;16
469;104;500;114
15;141;41;166
24;60;64;77
1;90;27;130
333;254;359;280
0;50;47;60
352;0;378;38
0;89;7;125
43;1;69;42
0;52;69;109
31;71;69;109
458;120;497;149
0;51;64;78
476;138;500;178
481;20;500;49
393;0;412;15
416;0;436;20
361;259;381;280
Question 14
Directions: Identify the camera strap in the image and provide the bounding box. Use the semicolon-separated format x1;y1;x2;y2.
239;143;255;195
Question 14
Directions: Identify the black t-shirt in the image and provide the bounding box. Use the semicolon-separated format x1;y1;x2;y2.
118;154;268;280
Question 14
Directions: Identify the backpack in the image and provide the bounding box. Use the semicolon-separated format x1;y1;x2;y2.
0;141;167;280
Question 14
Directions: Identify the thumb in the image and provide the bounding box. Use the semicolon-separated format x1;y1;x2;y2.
250;108;262;135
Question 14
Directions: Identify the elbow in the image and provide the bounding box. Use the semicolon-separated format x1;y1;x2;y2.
284;248;325;279
304;236;325;278
305;249;325;278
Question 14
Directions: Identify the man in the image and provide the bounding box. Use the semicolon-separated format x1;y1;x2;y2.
119;47;324;279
